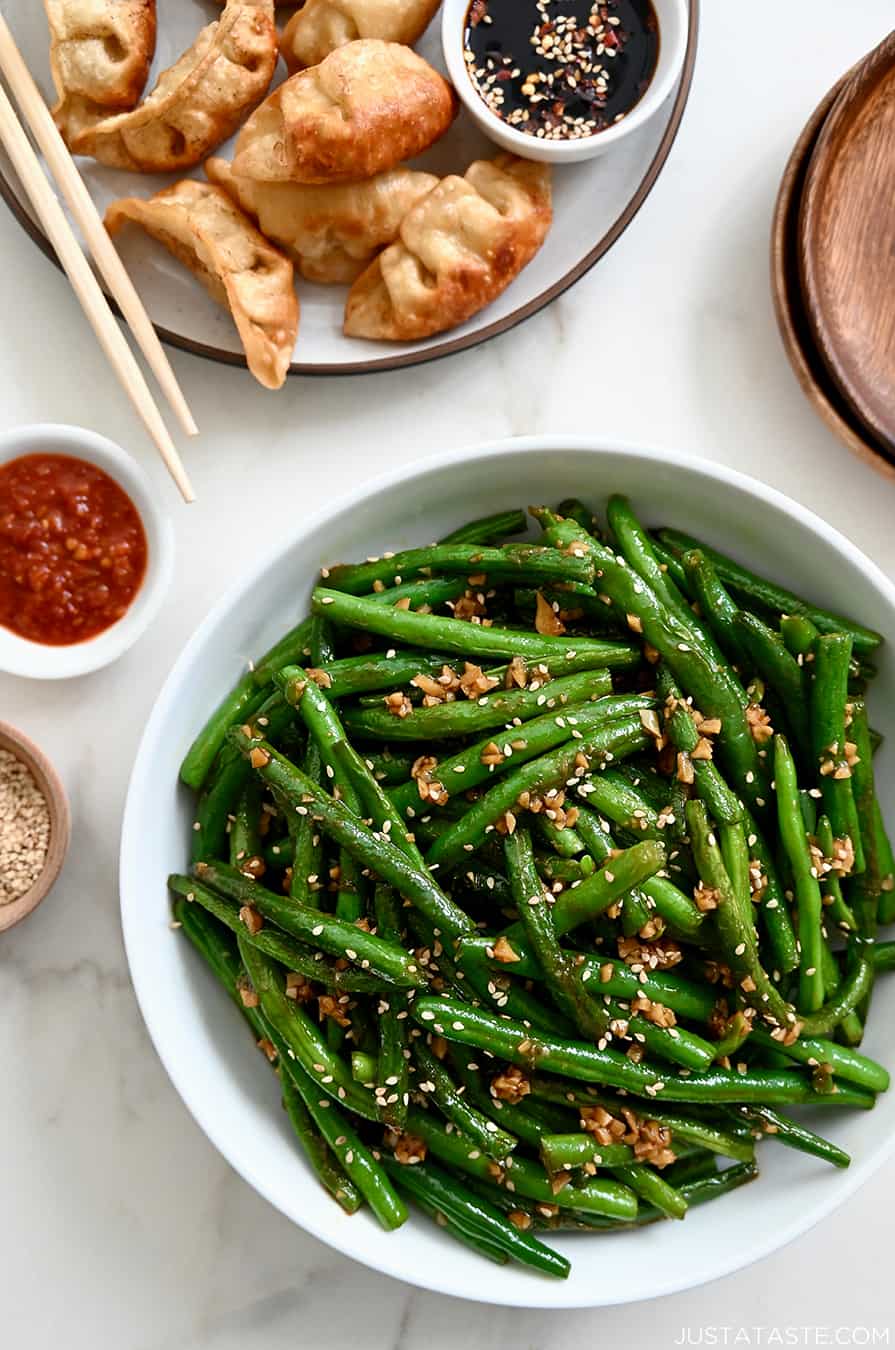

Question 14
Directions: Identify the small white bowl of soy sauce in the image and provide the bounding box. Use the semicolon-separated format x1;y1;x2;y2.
442;0;688;164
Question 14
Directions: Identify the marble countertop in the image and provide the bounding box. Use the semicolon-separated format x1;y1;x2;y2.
3;3;895;1345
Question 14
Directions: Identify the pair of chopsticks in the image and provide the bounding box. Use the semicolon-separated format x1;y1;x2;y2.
0;16;196;502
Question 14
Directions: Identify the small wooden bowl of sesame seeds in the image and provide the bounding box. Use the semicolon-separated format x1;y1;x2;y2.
0;721;70;933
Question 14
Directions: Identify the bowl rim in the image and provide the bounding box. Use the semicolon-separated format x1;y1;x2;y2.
0;718;71;932
0;423;176;679
441;0;689;162
121;435;895;1308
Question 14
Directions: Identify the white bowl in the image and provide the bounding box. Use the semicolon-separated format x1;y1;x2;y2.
0;424;174;679
121;437;895;1308
442;0;688;163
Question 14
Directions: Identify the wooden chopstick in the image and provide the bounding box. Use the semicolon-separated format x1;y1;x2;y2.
0;14;198;443
0;83;195;502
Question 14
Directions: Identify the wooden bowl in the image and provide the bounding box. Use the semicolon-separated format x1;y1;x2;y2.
798;31;895;455
770;72;895;482
0;721;70;933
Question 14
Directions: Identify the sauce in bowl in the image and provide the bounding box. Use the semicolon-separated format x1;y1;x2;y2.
463;0;659;142
0;453;148;645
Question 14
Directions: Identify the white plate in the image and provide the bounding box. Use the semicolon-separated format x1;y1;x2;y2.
0;1;697;374
121;437;895;1308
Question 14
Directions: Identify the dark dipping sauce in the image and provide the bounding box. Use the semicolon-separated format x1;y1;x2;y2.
0;453;148;646
464;0;659;142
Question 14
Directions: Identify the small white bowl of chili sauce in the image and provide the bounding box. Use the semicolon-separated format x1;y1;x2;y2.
0;424;174;679
443;0;688;164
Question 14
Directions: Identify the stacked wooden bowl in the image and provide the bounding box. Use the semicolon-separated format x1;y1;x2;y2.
772;31;895;480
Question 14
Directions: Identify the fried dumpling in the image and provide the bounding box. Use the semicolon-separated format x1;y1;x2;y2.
344;155;552;341
69;0;278;172
232;39;456;185
44;0;156;140
279;0;441;73
105;180;298;389
205;157;438;285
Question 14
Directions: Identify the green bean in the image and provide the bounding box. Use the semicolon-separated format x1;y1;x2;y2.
352;1050;378;1083
539;1134;634;1172
191;694;297;866
799;941;876;1036
535;817;586;857
412;996;868;1107
873;942;895;972
649;536;692;595
811;634;865;872
734;610;811;756
529;1082;756;1162
557;498;598;533
344;669;613;743
312;588;640;668
506;828;611;1041
657;667;744;826
533;510;768;816
364;747;418;786
172;894;267;1041
407;1110;638;1220
848;699;893;934
607;496;708;639
280;1071;363;1214
390;693;653;819
728;1105;849;1169
574;805;704;938
252;616;313;687
238;938;380;1121
680;550;750;669
773;736;824;1013
192;861;427;988
749;1026;889;1094
288;741;324;905
169;875;390;994
426;715;649;870
268;1028;406;1230
656;529;882;657
438;509;528;546
611;1164;688;1220
229;730;474;940
229;780;265;873
380;1156;570;1278
687;799;794;1027
180;673;269;791
413;1036;517;1161
815;814;856;934
277;654;454;704
449;1054;579;1149
297;676;426;873
373;886;410;1128
367;577;468;610
177;899;365;1213
573;957;717;1024
460;840;666;980
325;543;595;594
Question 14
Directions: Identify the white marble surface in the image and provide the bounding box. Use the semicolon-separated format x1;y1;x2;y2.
2;2;895;1345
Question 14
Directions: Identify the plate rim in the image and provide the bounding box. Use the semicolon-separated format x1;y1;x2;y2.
120;433;895;1309
0;0;699;377
797;32;895;452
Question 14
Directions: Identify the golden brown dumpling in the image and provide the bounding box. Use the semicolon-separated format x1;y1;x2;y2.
106;180;298;389
69;0;278;172
232;39;456;185
279;0;441;73
44;0;156;140
205;157;438;285
344;155;552;341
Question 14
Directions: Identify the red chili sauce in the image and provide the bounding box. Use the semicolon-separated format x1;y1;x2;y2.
0;453;147;645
